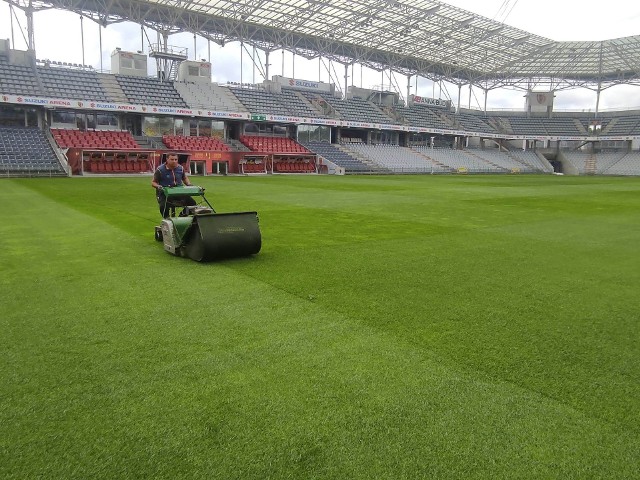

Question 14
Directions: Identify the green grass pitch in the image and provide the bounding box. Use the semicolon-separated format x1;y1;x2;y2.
1;174;639;478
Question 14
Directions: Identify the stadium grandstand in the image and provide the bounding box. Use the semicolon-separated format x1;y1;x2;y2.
1;0;640;177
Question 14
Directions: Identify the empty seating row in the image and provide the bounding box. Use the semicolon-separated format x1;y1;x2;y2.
37;66;110;101
303;141;377;172
345;143;435;173
414;147;503;173
274;161;315;173
456;112;497;133
0;162;65;176
602;116;640;135
241;162;267;174
462;148;538;173
300;91;395;124
173;81;247;111
52;129;140;149
0;59;41;96
505;117;549;136
280;89;322;117
394;104;451;130
562;151;640;175
229;86;291;116
162;135;230;151
115;75;187;107
602;152;640;175
0;126;65;176
85;159;149;173
240;135;309;153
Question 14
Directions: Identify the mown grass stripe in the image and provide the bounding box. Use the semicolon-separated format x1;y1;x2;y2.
2;176;639;478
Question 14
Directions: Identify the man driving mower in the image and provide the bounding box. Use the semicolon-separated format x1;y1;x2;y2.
151;152;262;262
151;152;196;218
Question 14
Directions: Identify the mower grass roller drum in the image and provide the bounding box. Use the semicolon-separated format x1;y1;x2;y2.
154;185;261;262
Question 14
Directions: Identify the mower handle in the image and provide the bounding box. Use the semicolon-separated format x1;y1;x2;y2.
160;185;205;197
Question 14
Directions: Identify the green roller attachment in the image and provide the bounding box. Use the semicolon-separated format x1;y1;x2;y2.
183;212;261;262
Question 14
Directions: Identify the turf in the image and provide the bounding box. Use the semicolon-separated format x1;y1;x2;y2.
1;174;639;479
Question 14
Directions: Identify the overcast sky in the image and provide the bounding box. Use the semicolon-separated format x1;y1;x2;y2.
1;0;639;111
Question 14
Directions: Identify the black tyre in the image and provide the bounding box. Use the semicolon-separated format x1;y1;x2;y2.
154;226;163;242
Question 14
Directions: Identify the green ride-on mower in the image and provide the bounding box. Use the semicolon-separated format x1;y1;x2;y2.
154;185;261;262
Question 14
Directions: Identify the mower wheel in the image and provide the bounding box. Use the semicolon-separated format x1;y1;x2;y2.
154;226;163;242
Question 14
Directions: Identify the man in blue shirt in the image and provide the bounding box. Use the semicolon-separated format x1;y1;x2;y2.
151;152;196;218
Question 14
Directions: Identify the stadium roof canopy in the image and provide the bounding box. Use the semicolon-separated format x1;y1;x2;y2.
9;0;640;90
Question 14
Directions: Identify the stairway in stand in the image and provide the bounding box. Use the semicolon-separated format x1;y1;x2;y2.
585;154;597;175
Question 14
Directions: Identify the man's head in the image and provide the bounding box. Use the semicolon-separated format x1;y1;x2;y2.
166;153;179;169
